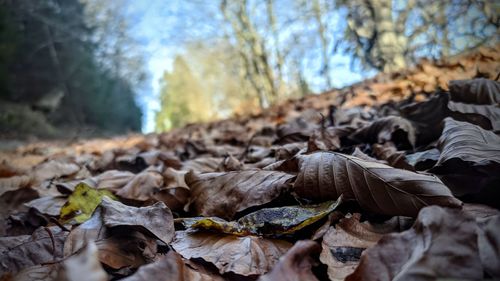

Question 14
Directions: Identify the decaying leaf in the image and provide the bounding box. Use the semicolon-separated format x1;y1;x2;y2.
59;183;115;224
179;199;342;236
171;231;292;276
58;242;107;281
185;170;295;219
348;116;416;149
405;148;440;170
320;213;402;281
100;197;175;244
448;78;500;105
294;151;462;217
115;169;163;201
63;206;158;270
430;118;500;206
258;240;320;281
346;206;489;281
0;227;67;275
122;251;225;281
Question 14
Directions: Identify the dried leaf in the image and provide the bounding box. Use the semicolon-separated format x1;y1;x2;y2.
258;240;320;281
348;116;416;149
100;197;175;244
0;227;67;275
294;152;462;217
405;148;440;170
320;213;400;281
59;183;115;224
185;170;294;219
448;101;499;131
25;196;66;217
58;242;107;281
448;78;500;105
122;251;225;281
372;143;415;171
179;199;342;237
171;231;292;276
430;118;500;205
115;170;163;201
346;206;485;281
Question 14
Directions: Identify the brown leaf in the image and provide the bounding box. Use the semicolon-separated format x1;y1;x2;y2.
258;240;320;281
24;196;66;217
58;242;107;281
348;116;416;149
448;101;500;131
294;152;462;217
405;148;440;170
0;227;67;275
477;215;500;278
185;170;294;219
171;231;292;276
115;170;164;201
122;251;225;281
31;160;81;185
448;78;500;105
182;157;224;173
63;207;157;270
430;118;500;206
319;213;403;281
100;197;175;244
372;143;415;171
346;206;485;281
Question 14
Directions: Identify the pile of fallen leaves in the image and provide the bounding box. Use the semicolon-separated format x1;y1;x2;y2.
1;48;500;281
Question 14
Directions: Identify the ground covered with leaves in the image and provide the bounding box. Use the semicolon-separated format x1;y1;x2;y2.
0;47;499;280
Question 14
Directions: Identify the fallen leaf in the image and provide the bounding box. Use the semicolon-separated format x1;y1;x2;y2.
320;213;400;281
100;197;175;244
293;152;462;217
429;118;500;206
58;242;107;281
405;148;440;170
348;116;416;149
59;183;115;224
179;199;342;236
476;215;500;278
258;240;320;281
0;227;67;275
448;78;500;105
122;251;225;281
185;170;294;219
25;196;66;217
346;206;484;281
372;143;415;171
171;231;292;276
115;170;164;201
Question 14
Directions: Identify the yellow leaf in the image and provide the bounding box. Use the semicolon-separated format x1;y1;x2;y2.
60;183;115;224
177;196;342;237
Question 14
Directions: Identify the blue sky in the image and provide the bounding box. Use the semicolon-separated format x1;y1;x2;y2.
123;1;374;133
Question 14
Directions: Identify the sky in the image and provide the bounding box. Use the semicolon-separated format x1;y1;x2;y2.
123;1;374;133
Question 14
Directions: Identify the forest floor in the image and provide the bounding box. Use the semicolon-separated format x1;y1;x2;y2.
0;45;499;281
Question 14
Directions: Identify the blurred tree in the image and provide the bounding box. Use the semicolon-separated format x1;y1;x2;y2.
0;0;142;136
155;56;215;131
337;0;498;72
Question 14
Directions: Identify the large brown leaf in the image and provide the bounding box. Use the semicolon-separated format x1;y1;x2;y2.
348;116;416;149
258;240;320;281
171;231;292;276
294;152;462;217
430;118;500;205
100;197;175;244
122;251;225;281
319;213;406;281
346;206;486;281
448;101;499;131
0;227;67;275
448;78;500;105
185;170;294;219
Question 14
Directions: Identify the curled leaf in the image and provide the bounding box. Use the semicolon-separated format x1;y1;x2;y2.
185;170;294;219
294;152;462;217
179;199;342;236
